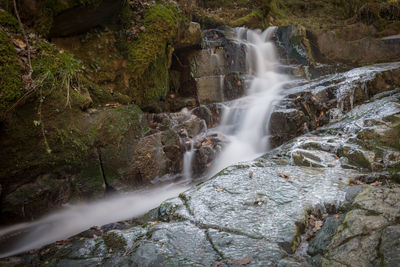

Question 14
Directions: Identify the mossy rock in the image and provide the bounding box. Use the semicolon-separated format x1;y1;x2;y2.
2;174;70;221
232;9;267;28
125;3;180;107
0;29;23;118
0;103;146;220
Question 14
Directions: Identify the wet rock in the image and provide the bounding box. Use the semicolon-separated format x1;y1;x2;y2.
129;222;220;266
223;72;245;101
269;109;307;147
275;24;315;65
324;231;381;267
291;149;337;168
294;92;329;130
128;133;167;183
125;129;185;183
380;225;400;266
314;185;400;267
337;145;375;171
307;215;343;256
192;103;225;128
180;114;206;138
328;209;389;249
193;144;216;177
208;229;284;265
353;186;400;220
2;175;70;221
161;129;184;173
147;111;206;139
344;186;363;202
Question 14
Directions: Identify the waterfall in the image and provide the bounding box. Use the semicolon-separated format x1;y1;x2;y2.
0;27;289;258
210;27;289;175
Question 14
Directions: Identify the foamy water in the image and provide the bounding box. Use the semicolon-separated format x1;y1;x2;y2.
210;27;289;174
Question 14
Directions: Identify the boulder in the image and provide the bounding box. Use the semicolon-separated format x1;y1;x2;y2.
175;22;202;49
2;175;71;222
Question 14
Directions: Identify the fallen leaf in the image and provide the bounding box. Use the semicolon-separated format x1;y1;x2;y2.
79;237;85;240
148;221;160;226
216;188;224;192
371;181;382;186
202;138;212;146
279;173;290;179
249;170;253;178
146;153;151;159
206;162;212;168
13;38;26;49
109;248;113;253
233;257;251;265
313;220;323;232
93;234;98;238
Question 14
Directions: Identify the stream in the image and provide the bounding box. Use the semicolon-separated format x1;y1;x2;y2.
1;26;400;265
0;27;285;259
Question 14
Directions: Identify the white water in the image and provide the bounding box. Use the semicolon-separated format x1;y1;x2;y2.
0;184;188;258
210;27;289;175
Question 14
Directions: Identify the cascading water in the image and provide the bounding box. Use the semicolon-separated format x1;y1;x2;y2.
0;26;289;258
210;27;289;174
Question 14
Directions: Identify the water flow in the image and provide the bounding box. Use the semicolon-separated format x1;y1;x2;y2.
210;27;289;174
0;27;289;259
0;184;188;258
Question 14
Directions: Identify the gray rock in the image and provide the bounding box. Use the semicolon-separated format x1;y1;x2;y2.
380;225;400;266
325;231;381;267
353;186;400;221
307;215;343;256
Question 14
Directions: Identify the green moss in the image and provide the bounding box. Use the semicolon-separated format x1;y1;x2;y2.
0;29;23;117
31;40;91;109
72;151;105;199
131;48;170;107
0;9;19;32
232;9;266;28
83;78;115;104
125;3;179;107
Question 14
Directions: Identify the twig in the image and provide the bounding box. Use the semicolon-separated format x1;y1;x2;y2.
13;0;33;77
38;88;51;154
